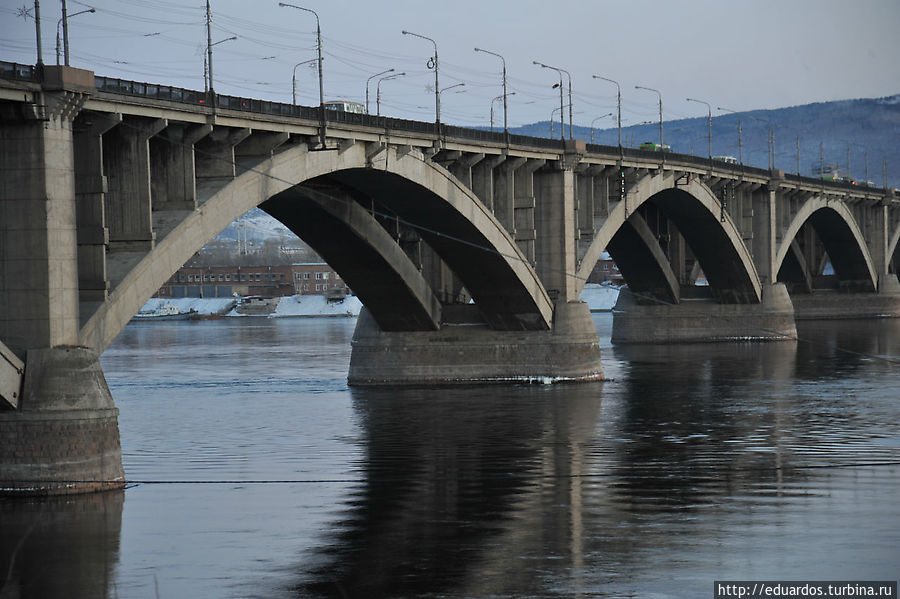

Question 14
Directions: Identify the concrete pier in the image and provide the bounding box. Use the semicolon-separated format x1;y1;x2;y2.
611;284;797;344
0;347;125;495
791;277;900;319
349;302;604;385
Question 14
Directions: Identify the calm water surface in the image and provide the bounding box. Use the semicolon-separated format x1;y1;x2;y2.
2;314;899;598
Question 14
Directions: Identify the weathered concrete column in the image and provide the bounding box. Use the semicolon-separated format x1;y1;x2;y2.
150;122;211;210
103;115;167;251
513;159;544;262
534;166;578;302
752;180;780;287
0;67;124;495
494;156;525;234
873;195;900;295
0;95;82;354
74;111;121;304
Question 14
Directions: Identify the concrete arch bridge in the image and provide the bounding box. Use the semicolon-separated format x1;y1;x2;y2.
1;64;898;493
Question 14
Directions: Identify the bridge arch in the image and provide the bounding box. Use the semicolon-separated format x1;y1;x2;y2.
79;143;552;352
576;172;762;303
774;198;878;292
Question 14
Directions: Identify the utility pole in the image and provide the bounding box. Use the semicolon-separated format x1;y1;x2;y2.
403;30;440;124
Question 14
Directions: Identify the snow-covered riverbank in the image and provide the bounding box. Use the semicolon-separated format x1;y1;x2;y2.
135;284;618;321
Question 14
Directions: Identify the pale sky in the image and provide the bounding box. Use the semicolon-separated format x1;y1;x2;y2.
2;0;899;128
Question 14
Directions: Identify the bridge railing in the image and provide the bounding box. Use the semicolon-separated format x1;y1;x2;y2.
0;61;890;195
0;61;37;83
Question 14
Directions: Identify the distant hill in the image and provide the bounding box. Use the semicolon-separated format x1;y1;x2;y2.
513;95;900;187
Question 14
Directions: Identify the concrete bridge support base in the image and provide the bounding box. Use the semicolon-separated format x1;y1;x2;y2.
348;302;604;386
0;347;125;495
791;277;900;319
610;284;798;344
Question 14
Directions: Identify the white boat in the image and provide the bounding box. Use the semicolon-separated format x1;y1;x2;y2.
132;302;197;321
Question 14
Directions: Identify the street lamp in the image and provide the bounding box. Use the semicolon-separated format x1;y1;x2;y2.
366;68;394;114
686;97;712;160
593;75;621;148
590;113;613;144
534;61;572;140
491;92;515;132
402;30;440;124
717;107;743;165
57;2;94;66
549;106;563;139
635;85;663;148
205;35;237;97
376;72;405;116
438;82;465;116
534;62;564;140
292;58;316;105
280;3;325;147
475;47;508;140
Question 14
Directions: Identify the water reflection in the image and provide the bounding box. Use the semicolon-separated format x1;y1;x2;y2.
1;316;897;598
0;491;123;599
297;383;604;598
294;320;900;598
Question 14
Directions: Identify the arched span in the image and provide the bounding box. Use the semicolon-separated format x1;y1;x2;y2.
606;212;681;304
576;172;761;303
79;143;552;352
774;198;878;292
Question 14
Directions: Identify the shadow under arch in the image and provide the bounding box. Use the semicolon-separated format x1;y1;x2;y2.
576;172;761;303
79;143;552;352
774;198;878;292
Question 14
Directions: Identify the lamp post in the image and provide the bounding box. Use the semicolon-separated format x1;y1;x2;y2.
438;82;465;120
366;68;394;114
534;61;564;141
534;61;572;140
717;107;743;165
635;85;663;148
686;97;712;160
402;30;440;124
205;35;236;95
490;92;515;132
280;3;325;147
376;72;405;116
475;47;508;140
590;113;613;144
593;75;621;148
57;3;94;66
549;106;562;139
292;58;316;105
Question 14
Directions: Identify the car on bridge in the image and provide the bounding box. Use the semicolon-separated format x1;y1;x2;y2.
713;155;738;164
639;142;671;152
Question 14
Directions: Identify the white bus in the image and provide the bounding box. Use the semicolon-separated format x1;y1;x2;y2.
324;100;366;114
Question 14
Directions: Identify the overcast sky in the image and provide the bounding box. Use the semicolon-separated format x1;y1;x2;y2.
2;0;899;128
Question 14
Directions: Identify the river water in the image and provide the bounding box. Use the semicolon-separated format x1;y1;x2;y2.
1;313;899;598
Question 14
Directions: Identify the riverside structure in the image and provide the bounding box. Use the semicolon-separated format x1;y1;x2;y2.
1;62;899;494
